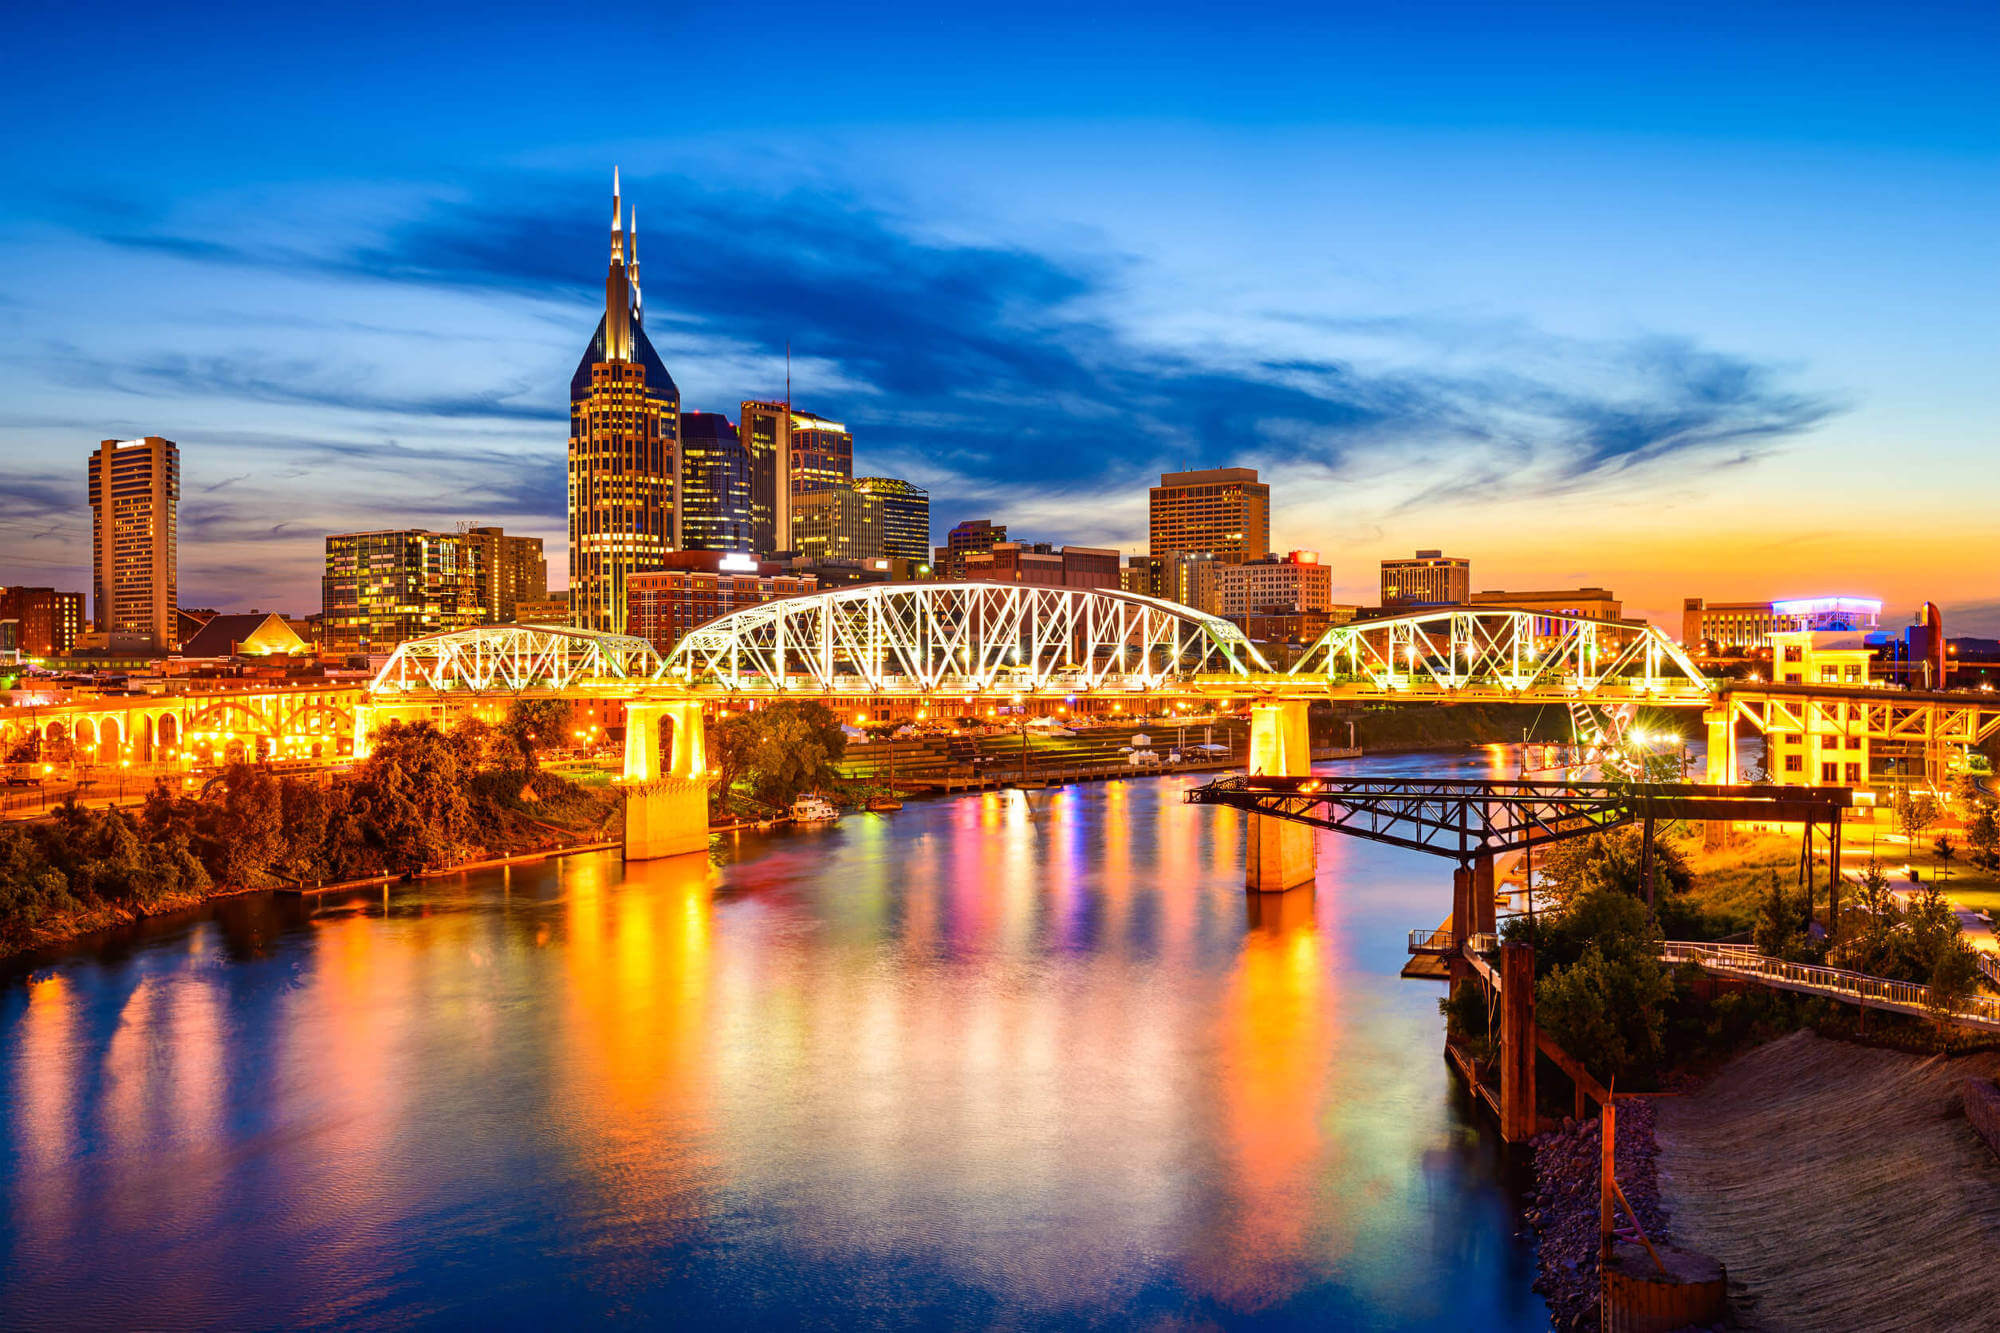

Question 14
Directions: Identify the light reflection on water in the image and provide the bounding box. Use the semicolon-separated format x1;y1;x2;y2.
1;752;1544;1330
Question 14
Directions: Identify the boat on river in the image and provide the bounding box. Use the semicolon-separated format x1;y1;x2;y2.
791;793;840;823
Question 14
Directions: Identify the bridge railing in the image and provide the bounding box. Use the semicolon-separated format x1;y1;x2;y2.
1408;928;1458;954
1662;940;2000;1030
1977;951;2000;992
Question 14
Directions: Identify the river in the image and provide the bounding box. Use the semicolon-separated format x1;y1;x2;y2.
1;749;1545;1330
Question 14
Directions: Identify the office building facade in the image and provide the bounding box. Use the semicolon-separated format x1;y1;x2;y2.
788;410;852;498
569;172;679;633
1149;467;1270;565
677;411;756;553
853;476;930;564
1380;550;1469;608
961;542;1119;590
792;485;885;563
87;435;180;652
1217;550;1334;618
1682;595;1882;653
739;399;790;555
934;518;1007;578
1471;587;1622;622
625;551;817;652
0;586;86;657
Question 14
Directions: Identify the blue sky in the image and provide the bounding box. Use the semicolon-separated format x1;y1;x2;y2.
1;1;1994;629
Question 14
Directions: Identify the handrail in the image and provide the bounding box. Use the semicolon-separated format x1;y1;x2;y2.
1663;940;2000;1030
1408;927;1458;953
1977;951;2000;991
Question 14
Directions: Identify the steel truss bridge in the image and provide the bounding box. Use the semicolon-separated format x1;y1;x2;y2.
18;588;1999;775
361;590;1711;704
1186;775;1853;860
661;583;1270;694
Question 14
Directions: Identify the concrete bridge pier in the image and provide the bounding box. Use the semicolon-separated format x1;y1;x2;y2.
1246;700;1316;893
622;701;715;861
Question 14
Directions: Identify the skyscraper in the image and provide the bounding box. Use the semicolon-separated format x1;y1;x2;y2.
459;525;548;622
677;411;755;553
853;476;930;564
1148;467;1271;565
87;436;179;652
739;399;790;555
788;410;853;497
737;402;856;554
568;170;679;633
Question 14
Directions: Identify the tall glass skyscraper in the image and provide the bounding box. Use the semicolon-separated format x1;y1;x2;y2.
567;170;678;633
676;412;755;553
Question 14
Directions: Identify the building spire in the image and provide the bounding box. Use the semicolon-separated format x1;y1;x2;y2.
604;168;631;360
629;207;641;321
610;166;625;264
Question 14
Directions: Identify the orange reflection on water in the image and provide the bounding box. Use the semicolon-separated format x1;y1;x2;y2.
1194;885;1335;1310
554;851;720;1228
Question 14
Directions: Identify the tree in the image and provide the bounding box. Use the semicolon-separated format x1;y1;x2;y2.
499;698;575;768
1753;871;1797;957
1895;789;1941;851
1934;834;1957;884
733;702;849;808
1922;935;1980;1043
1968;803;2000;872
1832;859;1902;975
1536;937;1674;1087
705;714;756;814
349;721;479;873
1531;827;1692;913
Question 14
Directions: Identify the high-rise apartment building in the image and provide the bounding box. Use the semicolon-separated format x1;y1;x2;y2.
569;171;679;633
853;477;930;564
0;586;85;657
1217;551;1334;618
459;525;548;623
1380;550;1469;608
677;411;755;553
87;435;180;652
1148;467;1270;566
322;526;541;654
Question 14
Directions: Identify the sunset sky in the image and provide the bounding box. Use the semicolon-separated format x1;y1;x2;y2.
1;1;1993;633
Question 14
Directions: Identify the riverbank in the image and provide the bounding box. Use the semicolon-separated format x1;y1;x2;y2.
1526;1099;1670;1331
1655;1030;2000;1331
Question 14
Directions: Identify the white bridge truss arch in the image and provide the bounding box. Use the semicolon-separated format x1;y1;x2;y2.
663;582;1271;695
369;624;663;694
1290;609;1711;700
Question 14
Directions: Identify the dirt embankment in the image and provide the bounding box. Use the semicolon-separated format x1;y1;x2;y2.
1656;1030;2000;1332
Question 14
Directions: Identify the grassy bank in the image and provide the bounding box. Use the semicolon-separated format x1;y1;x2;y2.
1656;1031;2000;1331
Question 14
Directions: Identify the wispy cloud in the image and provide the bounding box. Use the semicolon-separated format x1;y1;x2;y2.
89;171;1838;507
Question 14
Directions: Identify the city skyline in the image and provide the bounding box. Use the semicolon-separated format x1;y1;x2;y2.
1;3;1995;633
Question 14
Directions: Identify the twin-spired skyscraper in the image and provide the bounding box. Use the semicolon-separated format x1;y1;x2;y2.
567;170;679;634
566;172;930;630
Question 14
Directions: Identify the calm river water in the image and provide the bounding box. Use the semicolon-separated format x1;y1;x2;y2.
1;750;1545;1330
